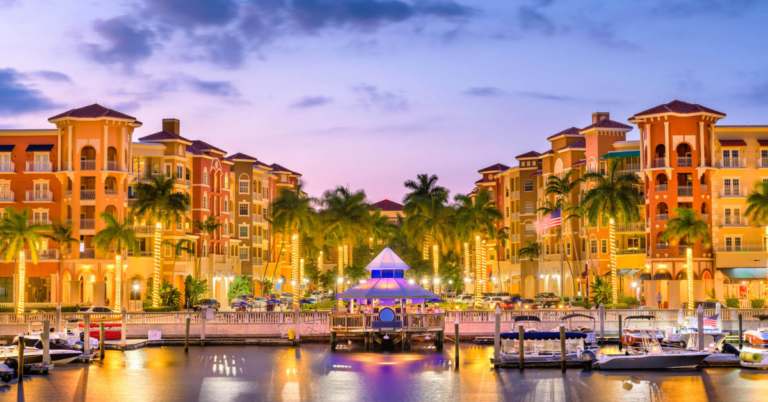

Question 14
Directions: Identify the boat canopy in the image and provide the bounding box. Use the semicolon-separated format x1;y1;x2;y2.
624;315;656;321
500;332;588;340
755;315;768;321
561;313;595;321
514;315;541;322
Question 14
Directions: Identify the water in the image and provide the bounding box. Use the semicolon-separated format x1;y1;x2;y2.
3;343;765;402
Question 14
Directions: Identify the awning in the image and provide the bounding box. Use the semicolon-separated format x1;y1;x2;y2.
571;159;586;168
26;144;54;152
0;145;14;152
718;139;746;147
758;139;768;147
719;268;767;280
599;150;640;160
529;170;542;177
653;272;672;280
675;271;699;280
602;269;640;277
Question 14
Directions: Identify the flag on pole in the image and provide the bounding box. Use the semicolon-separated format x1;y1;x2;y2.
535;208;561;234
704;314;718;328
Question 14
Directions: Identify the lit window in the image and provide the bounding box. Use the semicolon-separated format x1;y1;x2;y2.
601;239;607;254
239;180;249;194
239;225;248;238
239;203;248;216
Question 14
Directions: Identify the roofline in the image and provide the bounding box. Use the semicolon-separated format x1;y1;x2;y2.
140;138;194;146
0;129;57;132
629;111;725;122
48;116;142;126
547;133;583;142
579;126;632;135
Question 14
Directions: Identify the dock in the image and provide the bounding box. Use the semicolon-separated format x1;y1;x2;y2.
329;313;445;350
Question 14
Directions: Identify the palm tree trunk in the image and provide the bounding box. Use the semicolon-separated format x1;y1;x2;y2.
559;233;565;305
16;250;25;315
609;218;618;305
58;257;64;307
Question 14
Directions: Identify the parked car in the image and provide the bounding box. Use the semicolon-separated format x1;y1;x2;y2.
193;299;220;311
454;294;474;304
519;299;538;310
78;306;116;313
306;297;319;304
693;301;727;309
499;299;517;310
231;294;255;307
508;294;523;303
280;292;293;303
483;296;507;309
535;292;560;308
250;297;267;308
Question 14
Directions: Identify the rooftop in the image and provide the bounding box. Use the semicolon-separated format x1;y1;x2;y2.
478;163;510;173
632;100;725;118
48;103;138;122
139;129;192;143
371;199;403;212
547;127;582;140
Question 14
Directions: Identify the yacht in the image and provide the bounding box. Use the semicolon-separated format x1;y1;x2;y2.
498;316;589;363
587;329;711;370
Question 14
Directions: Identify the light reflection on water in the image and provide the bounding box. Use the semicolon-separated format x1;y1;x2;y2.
0;342;762;402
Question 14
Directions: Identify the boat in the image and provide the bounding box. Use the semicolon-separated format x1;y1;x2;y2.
744;315;768;345
560;313;597;345
673;315;727;351
621;315;665;346
498;316;589;363
588;329;711;370
78;321;122;340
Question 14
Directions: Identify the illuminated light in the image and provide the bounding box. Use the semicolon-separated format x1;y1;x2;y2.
433;244;439;292
153;222;162;307
463;242;470;279
115;254;122;311
408;279;414;285
540;274;544;279
423;237;429;260
337;277;343;284
299;258;304;294
631;282;637;287
133;284;139;291
687;247;694;310
16;250;25;314
434;278;440;284
292;234;299;306
91;275;95;282
449;280;453;284
338;246;344;309
229;276;234;281
609;218;617;305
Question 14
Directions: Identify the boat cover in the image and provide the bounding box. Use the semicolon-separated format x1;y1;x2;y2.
500;332;587;340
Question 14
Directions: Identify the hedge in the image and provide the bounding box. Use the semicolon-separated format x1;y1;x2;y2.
143;306;180;312
725;297;740;308
751;299;766;309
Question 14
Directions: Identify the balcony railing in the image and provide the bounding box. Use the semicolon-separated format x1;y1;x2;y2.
80;160;96;171
720;158;746;168
616;247;646;255
700;184;709;192
127;250;153;258
0;161;14;172
29;249;59;260
80;189;96;200
105;189;118;195
213;254;226;263
253;192;262;201
653;158;667;168
714;243;765;252
127;198;137;207
105;161;125;171
721;187;746;198
701;213;709;221
676;157;692;167
722;217;748;227
615;222;645;232
254;257;263;266
678;186;693;196
28;219;51;226
132;225;155;234
26;161;53;172
81;248;95;259
655;184;668;192
80;219;95;230
0;191;13;202
254;215;263;223
134;172;161;183
656;243;670;250
26;190;53;202
760;158;768;168
656;213;668;221
678;245;693;255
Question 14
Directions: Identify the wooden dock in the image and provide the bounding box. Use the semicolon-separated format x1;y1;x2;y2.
329;313;445;350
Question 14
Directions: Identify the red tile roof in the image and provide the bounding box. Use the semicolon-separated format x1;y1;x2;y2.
579;119;632;131
516;150;541;159
571;159;586;167
758;140;768;147
529;170;542;177
547;127;582;140
540;150;554;155
138;130;192;143
558;139;586;151
371;199;403;212
633;100;725;118
190;140;226;154
253;161;272;170
478;163;510;173
718;139;746;146
270;163;301;176
225;152;257;162
49;103;137;121
185;145;203;155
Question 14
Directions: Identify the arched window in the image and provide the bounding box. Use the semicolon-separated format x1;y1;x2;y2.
105;205;117;216
655;173;668;191
654;144;665;168
656;202;668;220
203;169;208;186
677;143;692;167
130;276;141;301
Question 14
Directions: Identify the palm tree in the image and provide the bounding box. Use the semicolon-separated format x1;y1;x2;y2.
581;158;643;304
566;202;597;300
518;241;541;262
746;181;768;283
660;208;710;310
92;212;137;311
271;181;315;304
403;174;448;260
454;189;502;303
42;219;78;307
163;238;196;277
403;192;455;291
369;209;392;251
494;226;510;293
194;215;222;278
132;174;190;307
0;208;50;314
183;275;208;310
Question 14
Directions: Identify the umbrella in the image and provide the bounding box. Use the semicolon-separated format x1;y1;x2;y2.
427;298;446;303
231;301;249;307
267;299;283;304
299;299;312;304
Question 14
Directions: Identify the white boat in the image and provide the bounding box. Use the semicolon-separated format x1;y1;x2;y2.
744;315;768;346
499;316;589;363
4;335;83;365
674;316;727;352
560;313;597;345
621;315;665;346
588;329;711;370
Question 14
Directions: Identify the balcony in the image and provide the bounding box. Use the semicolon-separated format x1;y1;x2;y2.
0;191;13;202
254;215;263;223
676;157;692;168
132;225;155;235
253;192;262;201
615;222;645;232
721;187;746;198
656;213;668;221
722;217;748;227
28;219;51;226
105;189;118;195
0;161;14;173
678;245;693;255
719;158;746;169
714;243;765;252
134;172;161;183
701;213;709;221
126;250;153;258
213;254;226;263
80;160;96;171
653;158;667;168
80;219;95;230
127;198;137;208
656;243;670;250
32;249;59;260
80;189;96;200
105;161;126;171
26;190;53;202
254;257;263;266
678;186;693;196
81;248;95;259
26;161;53;172
760;158;768;169
700;184;709;192
616;247;646;255
655;184;668;192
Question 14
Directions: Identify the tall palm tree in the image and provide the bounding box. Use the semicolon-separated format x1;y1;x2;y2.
369;209;392;250
660;207;710;310
581;158;643;304
42;219;78;307
0;208;50;314
746;181;768;277
194;215;222;278
404;192;456;291
164;238;196;277
455;189;502;304
403;174;448;260
93;212;137;311
566;202;597;300
494;226;510;293
518;241;541;262
132;174;191;306
271;181;315;304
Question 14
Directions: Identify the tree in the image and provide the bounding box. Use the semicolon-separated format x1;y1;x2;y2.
590;277;611;306
163;238;196;278
660;207;710;310
41;219;78;307
0;208;50;314
228;275;254;302
369;209;393;249
566;202;597;300
402;174;448;216
344;264;368;284
132;174;191;306
403;192;455;291
193;215;222;277
304;259;321;293
494;226;510;293
183;275;208;310
271;181;315;304
260;278;274;296
455;189;502;303
581;158;643;304
746;181;768;288
159;280;181;307
92;212;137;311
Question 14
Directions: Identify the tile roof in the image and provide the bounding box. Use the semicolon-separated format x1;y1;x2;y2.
138;130;192;143
579;119;632;131
185;145;203;155
270;163;301;176
190;140;226;154
547;127;582;140
516;150;541;159
571;159;586;167
49;103;137;121
371;199;403;212
478;163;510;173
718;139;746;146
225;152;258;162
633;100;725;118
540;150;554;155
758;140;768;147
529;170;542;177
558;139;586;151
253;161;272;170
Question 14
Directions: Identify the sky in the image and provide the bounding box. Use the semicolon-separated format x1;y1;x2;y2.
2;0;768;202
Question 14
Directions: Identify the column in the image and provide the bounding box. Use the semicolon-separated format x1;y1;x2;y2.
710;123;716;167
121;127;126;171
699;122;705;167
50;273;59;305
103;125;109;169
57;127;62;171
646;124;652;168
639;128;645;170
68;126;73;170
664;122;670;167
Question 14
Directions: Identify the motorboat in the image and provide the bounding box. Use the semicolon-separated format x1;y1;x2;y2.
587;329;711;370
744;315;768;345
78;319;122;340
0;341;82;365
498;316;589;363
673;316;727;352
621;315;665;346
560;313;597;345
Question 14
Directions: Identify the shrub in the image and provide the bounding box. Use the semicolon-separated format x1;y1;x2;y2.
751;299;765;309
725;297;739;308
301;301;336;311
143;306;179;312
603;303;629;309
619;296;640;306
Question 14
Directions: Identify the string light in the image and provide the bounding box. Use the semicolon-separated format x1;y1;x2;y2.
433;244;439;292
609;218;617;304
299;258;304;295
115;253;122;311
292;234;299;306
17;250;25;315
464;242;470;278
338;245;344;309
687;247;694;310
153;222;162;307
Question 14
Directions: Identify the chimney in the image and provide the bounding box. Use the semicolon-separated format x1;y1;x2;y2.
162;118;180;135
591;112;610;124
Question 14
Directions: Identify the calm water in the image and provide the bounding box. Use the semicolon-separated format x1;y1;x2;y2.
3;343;766;402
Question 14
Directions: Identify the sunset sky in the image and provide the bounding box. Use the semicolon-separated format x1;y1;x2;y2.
2;0;767;202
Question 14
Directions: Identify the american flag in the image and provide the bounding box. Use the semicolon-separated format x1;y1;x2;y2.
704;314;718;328
535;208;561;234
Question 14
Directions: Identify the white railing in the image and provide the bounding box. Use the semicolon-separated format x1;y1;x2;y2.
714;243;765;252
28;219;51;226
80;189;96;200
616;247;646;255
105;189;118;195
678;186;693;196
676;157;692;167
80;160;96;170
106;161;124;171
255;215;263;223
25;249;59;260
655;184;668;192
26;161;53;172
0;191;13;202
0;161;14;172
253;193;262;201
720;158;746;168
132;225;155;235
655;213;668;221
615;222;645;232
127;250;153;257
653;158;667;168
701;213;709;221
700;184;709;192
80;219;95;230
722;217;748;227
26;190;53;202
81;248;95;259
721;187;746;198
656;243;669;250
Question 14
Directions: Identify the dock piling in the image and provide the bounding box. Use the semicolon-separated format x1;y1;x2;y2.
55;305;62;333
518;324;524;370
697;305;704;352
493;306;500;364
738;313;743;350
559;326;566;372
201;308;206;342
121;308;127;349
185;316;190;352
18;334;24;381
599;303;605;344
618;314;622;351
295;305;301;342
42;320;50;365
454;319;459;368
99;323;105;360
84;313;91;357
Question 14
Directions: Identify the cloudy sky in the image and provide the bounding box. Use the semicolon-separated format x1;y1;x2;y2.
1;0;767;202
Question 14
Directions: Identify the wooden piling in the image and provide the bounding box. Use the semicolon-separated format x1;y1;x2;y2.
599;303;605;344
738;313;743;350
18;334;24;381
121;308;127;350
42;320;50;365
454;320;459;368
55;305;62;333
99;323;105;360
201;308;206;342
697;305;704;352
518;324;524;370
185;316;190;352
84;313;91;357
618;314;622;351
493;306;501;363
559;326;566;372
